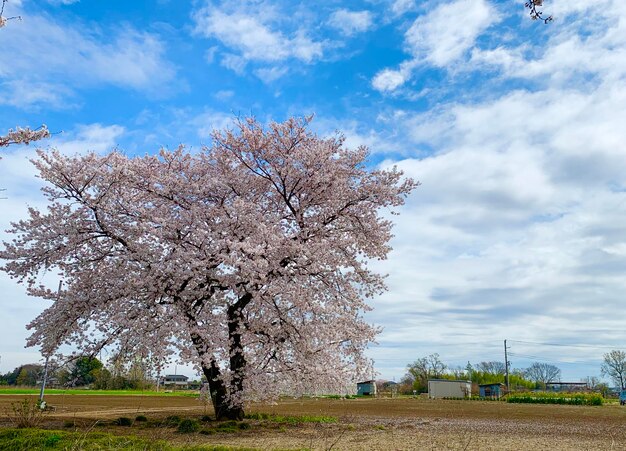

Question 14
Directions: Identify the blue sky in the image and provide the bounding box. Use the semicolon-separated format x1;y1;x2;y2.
2;0;626;383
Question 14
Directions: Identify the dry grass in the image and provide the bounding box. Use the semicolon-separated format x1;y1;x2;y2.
1;395;626;449
4;398;46;428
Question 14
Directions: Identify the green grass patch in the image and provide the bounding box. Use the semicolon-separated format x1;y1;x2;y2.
0;388;197;397
244;413;337;424
115;417;133;427
506;392;603;406
0;428;264;450
215;421;240;433
177;418;200;433
0;428;170;450
165;415;182;425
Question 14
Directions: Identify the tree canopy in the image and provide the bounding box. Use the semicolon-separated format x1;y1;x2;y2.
524;362;561;386
0;117;416;418
404;353;447;392
601;350;626;389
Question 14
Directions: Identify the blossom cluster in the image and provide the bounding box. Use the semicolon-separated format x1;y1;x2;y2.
0;125;50;147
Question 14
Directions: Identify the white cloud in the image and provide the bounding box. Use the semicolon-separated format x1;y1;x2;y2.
196;10;289;61
0;81;73;109
214;90;234;101
328;9;373;36
404;0;494;66
549;0;616;18
56;124;126;155
46;0;80;5
460;0;626;91
204;46;219;63
254;66;289;83
220;53;247;75
192;111;236;140
194;4;322;65
372;0;496;93
311;117;407;155
390;0;415;16
0;10;176;108
470;29;626;88
372;60;417;92
289;30;324;62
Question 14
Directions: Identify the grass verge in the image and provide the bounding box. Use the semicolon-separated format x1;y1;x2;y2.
506;392;603;406
0;428;262;451
245;413;337;424
0;388;197;396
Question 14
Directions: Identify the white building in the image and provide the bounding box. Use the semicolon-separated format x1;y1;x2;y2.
427;379;471;399
159;374;189;388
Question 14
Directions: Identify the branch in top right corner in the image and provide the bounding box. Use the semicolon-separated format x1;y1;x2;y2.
525;0;553;24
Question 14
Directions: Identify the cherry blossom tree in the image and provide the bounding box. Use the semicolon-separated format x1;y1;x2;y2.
1;117;416;419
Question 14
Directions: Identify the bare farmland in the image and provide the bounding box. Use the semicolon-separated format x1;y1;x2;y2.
1;394;626;450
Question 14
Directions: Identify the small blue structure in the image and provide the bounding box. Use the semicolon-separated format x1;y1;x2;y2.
479;383;505;398
357;380;377;396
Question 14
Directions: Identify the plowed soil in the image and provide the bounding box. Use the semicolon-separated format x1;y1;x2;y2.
2;394;626;450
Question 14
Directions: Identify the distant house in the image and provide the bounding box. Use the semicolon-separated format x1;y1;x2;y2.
35;376;60;388
427;379;471;399
357;380;377;396
160;374;189;388
479;383;506;398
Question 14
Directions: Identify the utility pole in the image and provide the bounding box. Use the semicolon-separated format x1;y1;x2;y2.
39;356;49;404
39;280;62;406
504;339;510;392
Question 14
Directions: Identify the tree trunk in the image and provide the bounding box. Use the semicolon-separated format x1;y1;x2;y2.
201;359;244;420
190;331;244;420
188;293;252;421
226;294;250;414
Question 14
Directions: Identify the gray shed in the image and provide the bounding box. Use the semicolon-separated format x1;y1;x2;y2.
427;379;471;399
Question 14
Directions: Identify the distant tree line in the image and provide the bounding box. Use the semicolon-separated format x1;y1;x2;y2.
399;350;626;395
0;363;44;386
399;354;538;394
0;356;155;390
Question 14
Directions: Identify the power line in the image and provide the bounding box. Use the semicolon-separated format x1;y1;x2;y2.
508;339;620;350
508;352;600;366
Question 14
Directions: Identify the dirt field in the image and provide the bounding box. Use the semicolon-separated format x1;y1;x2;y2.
2;394;626;450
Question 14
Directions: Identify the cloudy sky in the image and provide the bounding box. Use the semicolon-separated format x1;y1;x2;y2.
1;0;625;382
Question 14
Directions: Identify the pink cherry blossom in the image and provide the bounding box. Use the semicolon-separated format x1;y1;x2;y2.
0;125;50;147
1;117;417;419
